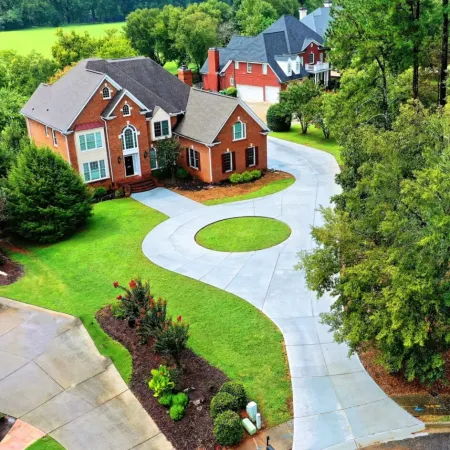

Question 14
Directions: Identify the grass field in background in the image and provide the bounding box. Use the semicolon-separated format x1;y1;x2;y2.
0;23;125;56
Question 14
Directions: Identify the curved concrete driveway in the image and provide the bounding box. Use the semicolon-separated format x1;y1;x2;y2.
133;137;425;450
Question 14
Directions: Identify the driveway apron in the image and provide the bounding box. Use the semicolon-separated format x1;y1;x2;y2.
133;137;424;450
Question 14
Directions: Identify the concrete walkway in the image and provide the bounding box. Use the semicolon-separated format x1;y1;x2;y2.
133;137;424;450
0;298;172;450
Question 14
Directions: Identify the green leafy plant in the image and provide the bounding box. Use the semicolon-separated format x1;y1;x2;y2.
213;410;243;446
250;169;262;179
210;392;239;419
219;382;247;409
241;171;253;183
172;392;189;408
138;297;168;343
229;173;243;183
110;302;126;320
148;365;175;397
226;87;238;97
168;366;183;391
266;103;292;132
114;188;124;199
113;278;151;322
175;167;190;180
158;392;174;406
154;316;190;367
94;186;107;199
169;404;185;421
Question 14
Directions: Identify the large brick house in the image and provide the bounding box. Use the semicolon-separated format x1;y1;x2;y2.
201;14;330;103
21;57;269;190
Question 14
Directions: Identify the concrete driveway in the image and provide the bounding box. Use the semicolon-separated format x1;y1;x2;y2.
246;101;271;124
133;137;424;450
0;298;172;450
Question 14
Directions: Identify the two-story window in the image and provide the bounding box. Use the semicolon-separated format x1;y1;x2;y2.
246;147;257;167
233;120;246;141
79;131;103;151
154;120;170;139
188;148;200;169
52;129;58;147
222;152;233;172
247;63;253;73
83;160;107;182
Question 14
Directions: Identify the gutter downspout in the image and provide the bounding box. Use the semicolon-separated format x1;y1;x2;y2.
102;118;115;185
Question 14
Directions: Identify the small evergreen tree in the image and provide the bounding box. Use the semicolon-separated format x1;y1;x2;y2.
156;137;182;181
6;143;92;243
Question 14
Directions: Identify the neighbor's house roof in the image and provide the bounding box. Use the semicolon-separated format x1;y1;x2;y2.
175;89;269;145
300;5;334;38
21;57;190;133
200;15;324;83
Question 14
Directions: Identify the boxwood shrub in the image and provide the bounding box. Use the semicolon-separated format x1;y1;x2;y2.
229;170;262;184
210;392;239;418
219;382;247;409
213;410;243;446
226;87;238;97
267;103;292;132
169;403;185;421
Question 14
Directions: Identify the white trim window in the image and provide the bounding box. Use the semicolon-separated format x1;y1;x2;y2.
52;129;58;147
45;125;49;137
83;160;107;182
300;56;304;66
188;148;200;170
287;61;292;76
154;120;170;139
233;120;246;141
122;104;131;117
296;59;300;73
121;125;138;151
102;86;111;99
150;147;159;170
79;131;103;151
223;152;233;172
320;52;324;62
246;146;256;167
230;76;235;86
247;63;253;73
309;53;315;64
262;63;268;75
235;61;240;69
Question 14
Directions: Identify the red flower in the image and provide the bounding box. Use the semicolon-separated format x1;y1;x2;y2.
113;281;119;288
129;280;137;289
177;315;182;322
116;295;122;300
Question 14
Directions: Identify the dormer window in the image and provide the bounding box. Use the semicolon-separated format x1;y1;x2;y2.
122;104;131;117
233;120;246;141
154;120;170;139
296;59;300;73
102;86;111;99
287;61;292;75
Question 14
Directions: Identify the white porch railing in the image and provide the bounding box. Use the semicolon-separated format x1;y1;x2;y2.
305;62;330;73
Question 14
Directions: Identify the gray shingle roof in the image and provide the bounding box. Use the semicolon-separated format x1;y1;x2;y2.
22;57;191;132
300;6;334;38
200;15;323;83
174;89;268;145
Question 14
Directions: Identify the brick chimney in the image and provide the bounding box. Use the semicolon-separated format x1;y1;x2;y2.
207;48;220;92
299;6;308;20
178;63;193;87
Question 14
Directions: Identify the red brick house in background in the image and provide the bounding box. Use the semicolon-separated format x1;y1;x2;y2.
21;57;269;191
201;15;330;103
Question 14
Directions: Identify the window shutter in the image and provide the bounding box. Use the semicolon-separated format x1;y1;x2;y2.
186;148;190;165
221;153;227;173
197;151;201;170
255;147;259;166
232;152;236;171
245;148;250;168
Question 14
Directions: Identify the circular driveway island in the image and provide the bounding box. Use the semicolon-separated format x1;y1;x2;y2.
133;137;424;450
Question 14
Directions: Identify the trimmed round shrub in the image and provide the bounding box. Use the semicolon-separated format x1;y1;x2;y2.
169;404;185;421
219;382;247;409
158;392;174;406
176;167;190;180
226;87;238;97
213;411;243;446
94;186;107;199
172;392;189;407
229;173;243;184
210;392;239;419
114;188;124;198
267;103;292;132
6;143;92;243
250;169;262;180
241;171;253;183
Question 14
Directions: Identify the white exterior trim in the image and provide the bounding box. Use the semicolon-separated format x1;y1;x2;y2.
64;134;72;166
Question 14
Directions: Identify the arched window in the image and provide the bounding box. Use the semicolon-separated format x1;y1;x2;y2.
233;120;246;141
121;125;138;151
102;86;111;99
122;104;131;116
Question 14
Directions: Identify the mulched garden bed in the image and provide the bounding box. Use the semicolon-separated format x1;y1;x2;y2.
0;415;15;441
0;256;23;286
97;305;228;450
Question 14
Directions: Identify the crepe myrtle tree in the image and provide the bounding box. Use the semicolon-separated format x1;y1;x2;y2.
155;137;182;181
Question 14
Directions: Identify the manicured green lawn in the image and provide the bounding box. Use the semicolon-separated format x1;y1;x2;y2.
270;124;342;165
196;217;291;252
27;437;64;450
203;177;295;206
0;23;125;56
0;199;291;426
163;61;196;75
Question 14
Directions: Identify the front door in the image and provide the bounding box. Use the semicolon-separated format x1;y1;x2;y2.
124;155;135;177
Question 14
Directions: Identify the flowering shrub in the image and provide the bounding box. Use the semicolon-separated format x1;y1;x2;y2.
153;316;190;367
148;365;175;397
138;297;168;343
112;278;151;322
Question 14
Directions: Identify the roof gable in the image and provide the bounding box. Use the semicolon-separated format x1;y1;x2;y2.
300;6;334;38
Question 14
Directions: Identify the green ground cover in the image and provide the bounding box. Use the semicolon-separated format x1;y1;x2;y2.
0;23;125;56
270;125;342;165
0;198;291;427
27;437;65;450
196;217;291;252
203;177;295;206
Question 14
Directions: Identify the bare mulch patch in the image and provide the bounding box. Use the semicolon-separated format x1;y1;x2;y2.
0;416;15;441
97;306;228;450
360;347;450;396
0;257;23;286
166;170;294;203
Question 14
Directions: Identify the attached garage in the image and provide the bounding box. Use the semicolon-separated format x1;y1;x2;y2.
236;85;264;102
265;86;280;103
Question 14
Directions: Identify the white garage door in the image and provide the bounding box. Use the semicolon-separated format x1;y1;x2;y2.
237;84;264;102
265;86;280;103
